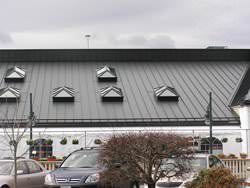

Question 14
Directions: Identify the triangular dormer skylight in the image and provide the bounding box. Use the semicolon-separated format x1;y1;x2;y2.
5;66;26;82
0;87;20;102
154;86;179;101
97;65;117;82
100;86;123;102
52;86;75;102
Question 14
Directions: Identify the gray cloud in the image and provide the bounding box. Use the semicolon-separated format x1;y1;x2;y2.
0;31;13;44
110;34;175;48
0;0;250;48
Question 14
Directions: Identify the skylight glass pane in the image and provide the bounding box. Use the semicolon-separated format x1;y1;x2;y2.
52;86;75;102
100;86;123;101
154;86;179;101
0;87;20;102
97;65;117;81
5;66;26;82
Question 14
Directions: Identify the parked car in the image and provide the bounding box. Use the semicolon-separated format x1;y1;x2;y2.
44;148;139;188
155;154;224;188
0;158;47;188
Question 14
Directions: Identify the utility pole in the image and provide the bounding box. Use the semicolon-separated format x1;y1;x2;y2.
85;34;91;49
29;93;35;158
205;92;213;154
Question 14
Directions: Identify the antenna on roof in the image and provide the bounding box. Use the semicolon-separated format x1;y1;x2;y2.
85;34;91;49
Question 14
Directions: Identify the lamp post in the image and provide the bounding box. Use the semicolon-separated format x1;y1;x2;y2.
205;92;213;154
29;93;35;158
85;34;91;49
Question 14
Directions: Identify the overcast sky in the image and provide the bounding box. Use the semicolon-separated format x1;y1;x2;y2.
0;0;250;49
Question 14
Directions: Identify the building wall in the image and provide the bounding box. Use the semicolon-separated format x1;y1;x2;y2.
0;126;243;158
239;106;250;154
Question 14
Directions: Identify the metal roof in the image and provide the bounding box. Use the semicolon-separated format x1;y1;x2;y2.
0;49;249;127
230;66;250;106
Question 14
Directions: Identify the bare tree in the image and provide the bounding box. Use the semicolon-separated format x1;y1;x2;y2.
99;132;194;188
0;101;30;188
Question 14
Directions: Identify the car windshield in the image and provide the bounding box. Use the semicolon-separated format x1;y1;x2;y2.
0;161;13;175
61;150;99;168
191;158;207;172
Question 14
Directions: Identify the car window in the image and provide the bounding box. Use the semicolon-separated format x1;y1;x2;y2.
17;162;29;174
209;155;223;168
61;150;99;168
0;161;13;175
26;161;43;173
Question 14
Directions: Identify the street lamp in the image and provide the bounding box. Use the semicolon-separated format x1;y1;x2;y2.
85;34;91;49
205;92;213;154
29;93;36;158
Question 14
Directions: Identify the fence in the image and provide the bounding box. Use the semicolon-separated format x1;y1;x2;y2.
39;160;62;171
38;158;250;181
222;159;250;180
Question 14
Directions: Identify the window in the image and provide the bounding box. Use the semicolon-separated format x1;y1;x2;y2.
26;162;42;173
100;86;123;102
97;65;117;82
0;87;20;102
5;66;26;82
200;137;223;154
154;86;179;101
31;139;53;158
52;86;75;102
17;162;29;175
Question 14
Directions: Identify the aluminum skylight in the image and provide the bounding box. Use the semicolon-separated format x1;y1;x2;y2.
100;86;123;101
0;87;20;102
97;65;117;82
5;66;26;82
154;86;179;101
52;86;75;102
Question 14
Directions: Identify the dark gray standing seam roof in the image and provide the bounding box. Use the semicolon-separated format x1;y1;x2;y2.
230;66;250;106
0;49;249;127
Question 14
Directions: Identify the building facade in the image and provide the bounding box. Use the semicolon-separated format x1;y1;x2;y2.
0;49;249;158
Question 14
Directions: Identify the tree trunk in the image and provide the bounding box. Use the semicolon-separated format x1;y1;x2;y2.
13;144;17;188
147;182;156;188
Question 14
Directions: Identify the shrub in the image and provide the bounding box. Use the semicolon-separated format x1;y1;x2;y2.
228;153;237;159
217;153;226;159
221;138;228;143
45;139;53;145
240;153;247;159
60;138;67;145
236;138;243;143
185;167;240;188
94;139;102;145
72;139;79;145
26;140;34;145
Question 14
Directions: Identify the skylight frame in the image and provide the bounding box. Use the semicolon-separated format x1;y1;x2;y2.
154;86;179;101
0;87;21;102
100;86;124;102
52;86;75;102
96;65;117;82
5;66;26;82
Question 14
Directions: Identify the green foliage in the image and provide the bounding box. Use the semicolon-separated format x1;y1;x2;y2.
185;167;240;188
26;140;34;145
72;139;79;145
60;137;67;145
45;139;53;145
